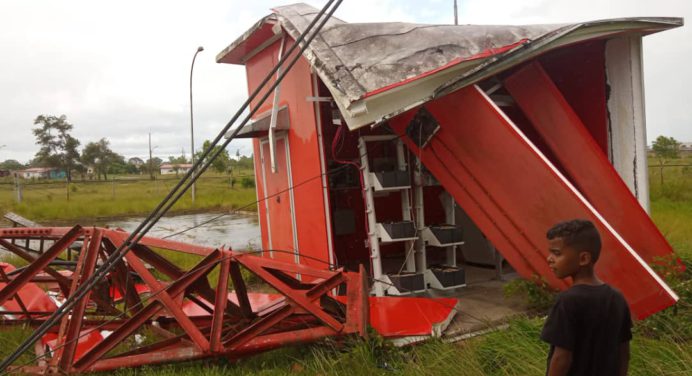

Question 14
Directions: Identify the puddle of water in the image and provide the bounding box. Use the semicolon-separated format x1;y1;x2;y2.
99;212;261;250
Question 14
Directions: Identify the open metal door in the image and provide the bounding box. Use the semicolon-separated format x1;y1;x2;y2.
388;84;677;319
503;61;677;269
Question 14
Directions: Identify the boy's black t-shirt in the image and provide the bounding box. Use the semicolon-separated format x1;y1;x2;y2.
541;284;632;376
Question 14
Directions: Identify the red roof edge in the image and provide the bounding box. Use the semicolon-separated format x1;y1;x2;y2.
216;15;278;65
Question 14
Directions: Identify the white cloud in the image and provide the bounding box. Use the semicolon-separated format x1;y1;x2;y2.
0;0;690;164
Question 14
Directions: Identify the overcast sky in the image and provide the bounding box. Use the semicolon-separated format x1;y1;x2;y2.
0;0;690;164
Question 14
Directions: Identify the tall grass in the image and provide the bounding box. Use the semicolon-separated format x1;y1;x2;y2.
1;159;690;375
0;174;257;222
111;316;690;375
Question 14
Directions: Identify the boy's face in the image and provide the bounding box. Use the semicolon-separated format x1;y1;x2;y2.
547;237;583;279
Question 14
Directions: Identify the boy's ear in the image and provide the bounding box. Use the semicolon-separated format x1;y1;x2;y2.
578;251;592;266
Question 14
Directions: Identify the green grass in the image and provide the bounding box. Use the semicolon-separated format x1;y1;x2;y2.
0;173;257;222
105;317;690;375
649;155;692;257
110;156;691;375
0;160;690;374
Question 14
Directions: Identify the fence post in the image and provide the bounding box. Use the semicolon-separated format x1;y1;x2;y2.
659;159;664;187
112;180;116;199
14;173;22;203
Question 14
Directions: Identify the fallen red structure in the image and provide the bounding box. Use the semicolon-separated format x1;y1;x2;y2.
0;226;457;373
218;3;681;321
0;226;369;373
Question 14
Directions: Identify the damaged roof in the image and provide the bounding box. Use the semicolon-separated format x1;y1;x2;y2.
217;3;683;130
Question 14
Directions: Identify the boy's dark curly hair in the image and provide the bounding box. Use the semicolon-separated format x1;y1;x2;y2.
546;219;602;262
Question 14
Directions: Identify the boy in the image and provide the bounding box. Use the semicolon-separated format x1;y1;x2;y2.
541;219;632;376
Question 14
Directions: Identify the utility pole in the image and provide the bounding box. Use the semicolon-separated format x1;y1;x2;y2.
149;132;154;180
190;46;204;205
454;0;459;25
13;173;22;203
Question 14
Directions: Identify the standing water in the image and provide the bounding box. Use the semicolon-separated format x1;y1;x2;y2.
100;212;261;250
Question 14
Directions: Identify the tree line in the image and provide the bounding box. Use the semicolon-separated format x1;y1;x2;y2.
0;114;254;181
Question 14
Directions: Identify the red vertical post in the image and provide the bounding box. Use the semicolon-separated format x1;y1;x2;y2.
58;229;103;370
210;254;231;352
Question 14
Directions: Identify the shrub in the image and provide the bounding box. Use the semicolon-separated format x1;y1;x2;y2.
636;254;692;341
504;275;556;311
241;177;255;188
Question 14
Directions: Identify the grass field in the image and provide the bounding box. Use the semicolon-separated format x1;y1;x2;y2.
0;159;690;374
0;172;257;222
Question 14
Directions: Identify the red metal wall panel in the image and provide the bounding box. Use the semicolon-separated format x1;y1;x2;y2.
245;39;332;270
504;62;677;268
259;138;295;263
537;41;609;154
388;85;677;319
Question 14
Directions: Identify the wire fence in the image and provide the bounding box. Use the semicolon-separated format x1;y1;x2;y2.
647;161;692;186
0;174;256;205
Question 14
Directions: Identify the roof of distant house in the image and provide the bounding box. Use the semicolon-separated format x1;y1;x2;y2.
19;167;58;173
160;163;193;169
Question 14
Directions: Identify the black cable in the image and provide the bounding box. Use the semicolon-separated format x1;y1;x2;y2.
0;1;342;370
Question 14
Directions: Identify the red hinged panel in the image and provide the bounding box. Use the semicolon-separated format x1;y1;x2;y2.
504;61;678;268
388;85;677;319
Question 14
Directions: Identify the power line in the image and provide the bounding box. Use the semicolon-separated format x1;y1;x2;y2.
0;0;343;370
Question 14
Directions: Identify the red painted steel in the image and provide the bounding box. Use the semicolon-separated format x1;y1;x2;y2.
504;61;679;269
245;38;333;272
537;41;609;154
0;263;57;317
0;227;368;374
260;138;296;263
388;84;677;319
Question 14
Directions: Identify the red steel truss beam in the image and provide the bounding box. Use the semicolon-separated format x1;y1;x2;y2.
0;227;367;374
55;229;103;370
0;226;82;306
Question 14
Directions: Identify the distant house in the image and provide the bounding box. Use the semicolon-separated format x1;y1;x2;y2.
0;170;10;178
18;167;66;180
160;163;192;175
680;142;692;154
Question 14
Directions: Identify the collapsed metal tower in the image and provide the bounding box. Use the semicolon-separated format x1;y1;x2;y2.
0;226;368;374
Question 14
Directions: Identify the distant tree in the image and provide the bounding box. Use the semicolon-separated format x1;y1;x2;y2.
196;140;230;173
237;154;254;172
143;157;163;177
128;157;144;166
81;138;124;180
32;114;81;181
168;154;188;164
108;160;133;175
652;136;681;160
0;159;25;171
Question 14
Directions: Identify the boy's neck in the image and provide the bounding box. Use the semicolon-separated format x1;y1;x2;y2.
570;266;603;286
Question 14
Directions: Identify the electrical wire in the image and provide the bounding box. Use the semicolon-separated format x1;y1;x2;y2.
4;137;447;370
0;1;343;370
